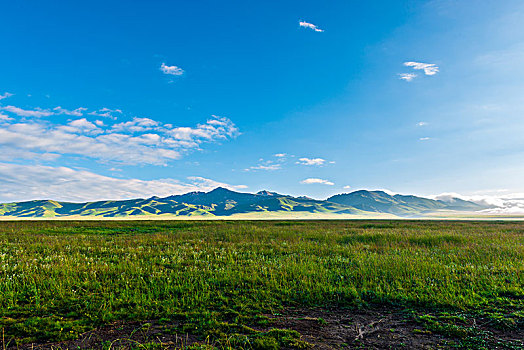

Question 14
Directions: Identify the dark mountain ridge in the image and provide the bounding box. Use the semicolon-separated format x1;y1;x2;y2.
327;190;487;216
0;188;488;218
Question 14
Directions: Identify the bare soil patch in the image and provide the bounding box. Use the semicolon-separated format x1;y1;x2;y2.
10;307;523;349
268;307;445;349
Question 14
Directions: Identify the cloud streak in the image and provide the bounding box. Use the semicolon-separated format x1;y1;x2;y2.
0;113;13;122
244;153;292;172
245;164;281;171
399;73;417;82
54;106;88;116
0;163;246;202
0;113;239;165
0;92;13;100
0;105;53;117
300;178;334;185
246;154;333;171
404;61;439;75
88;108;122;119
299;21;324;32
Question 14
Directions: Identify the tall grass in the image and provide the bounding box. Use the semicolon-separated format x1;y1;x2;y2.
0;220;522;344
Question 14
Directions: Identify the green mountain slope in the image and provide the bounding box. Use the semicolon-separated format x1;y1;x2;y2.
0;188;487;218
327;190;488;216
165;187;363;216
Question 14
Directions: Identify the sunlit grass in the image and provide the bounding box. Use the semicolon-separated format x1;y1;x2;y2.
0;220;522;347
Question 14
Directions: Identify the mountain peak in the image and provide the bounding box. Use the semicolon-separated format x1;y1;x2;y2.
0;187;488;218
296;195;314;200
209;187;234;193
346;190;391;197
256;190;277;196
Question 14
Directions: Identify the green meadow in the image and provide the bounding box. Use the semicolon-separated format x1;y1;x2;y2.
0;220;522;349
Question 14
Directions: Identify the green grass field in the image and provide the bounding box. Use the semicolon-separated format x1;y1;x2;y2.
0;220;523;349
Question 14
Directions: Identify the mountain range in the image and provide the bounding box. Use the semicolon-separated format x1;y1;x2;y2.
0;187;490;218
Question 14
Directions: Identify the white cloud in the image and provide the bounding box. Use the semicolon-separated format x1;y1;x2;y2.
165;115;238;142
297;157;328;166
419;137;431;141
0;114;239;165
432;191;524;214
0;92;13;100
0;147;60;162
404;61;439;75
299;21;324;32
245;151;298;171
1;104;122;119
88;108;122;119
247;153;331;171
300;178;334;185
343;185;351;189
296;157;335;166
0;113;13;122
0;163;246;202
53;106;87;116
67;118;100;132
0;105;53;117
399;73;417;82
417;121;428;126
161;63;184;76
245;153;294;171
187;176;247;191
112;117;159;133
245;164;281;171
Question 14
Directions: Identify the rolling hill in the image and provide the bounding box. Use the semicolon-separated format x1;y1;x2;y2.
327;190;487;216
0;188;488;218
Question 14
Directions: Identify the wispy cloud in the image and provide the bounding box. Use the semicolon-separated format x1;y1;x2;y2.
432;191;524;214
0;92;13;100
1;104;122;119
244;153;291;171
0;113;13;122
246;154;333;171
419;137;431;141
299;21;324;32
244;164;281;171
160;63;184;76
404;61;439;75
112;117;159;133
54;106;87;116
0;105;53;117
88;108;122;119
0;113;239;165
399;73;417;82
343;185;351;189
300;178;334;185
0;163;246;202
296;157;333;166
417;121;428;126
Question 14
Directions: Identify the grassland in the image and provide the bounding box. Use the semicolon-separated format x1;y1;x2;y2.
0;220;522;349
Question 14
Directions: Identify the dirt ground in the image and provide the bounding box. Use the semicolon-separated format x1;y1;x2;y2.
11;307;524;349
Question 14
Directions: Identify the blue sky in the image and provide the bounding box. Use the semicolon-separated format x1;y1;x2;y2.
2;0;524;209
